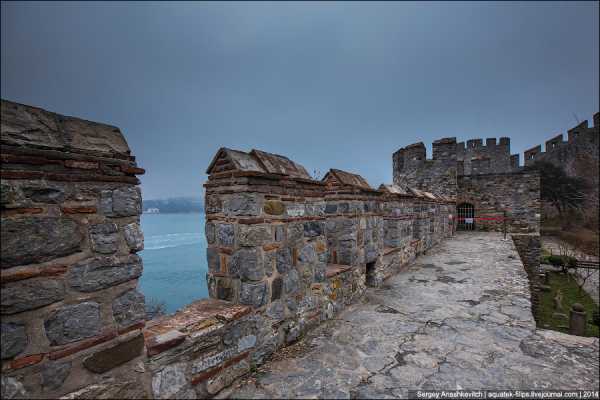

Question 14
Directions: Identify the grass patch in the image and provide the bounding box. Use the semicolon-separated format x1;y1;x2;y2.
538;271;599;337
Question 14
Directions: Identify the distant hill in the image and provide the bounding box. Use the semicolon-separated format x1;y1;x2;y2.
142;197;204;214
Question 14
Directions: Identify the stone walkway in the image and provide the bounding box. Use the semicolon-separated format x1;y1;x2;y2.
219;233;599;399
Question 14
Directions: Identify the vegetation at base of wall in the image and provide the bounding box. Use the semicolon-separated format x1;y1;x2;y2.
538;271;599;337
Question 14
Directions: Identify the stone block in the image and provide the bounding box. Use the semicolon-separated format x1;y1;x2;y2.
41;361;71;390
271;277;283;301
151;362;188;399
266;300;285;321
206;358;250;395
264;251;275;277
276;247;293;274
83;333;144;373
287;223;304;243
205;194;222;214
205;222;216;244
1;278;65;315
238;224;271;247
100;190;113;215
90;223;119;254
283;269;300;294
230;248;263;281
1;217;83;268
325;203;337;214
224;194;260;216
44;302;102;345
217;224;234;247
314;262;326;282
286;204;305;217
240;281;268;307
1;376;26;399
263;200;285;215
206;247;220;274
112;289;146;328
123;222;144;251
1;322;27;359
112;187;141;217
303;221;323;237
274;225;285;242
146;329;187;357
22;186;66;204
68;255;143;292
298;243;317;265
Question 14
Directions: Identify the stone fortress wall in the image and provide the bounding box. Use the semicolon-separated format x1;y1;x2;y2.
1;99;454;399
1;100;149;398
392;114;600;233
1;98;595;399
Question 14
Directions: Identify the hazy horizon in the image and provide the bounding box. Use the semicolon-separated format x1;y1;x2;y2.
2;2;598;200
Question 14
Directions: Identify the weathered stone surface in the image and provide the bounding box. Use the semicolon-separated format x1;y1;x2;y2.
228;233;600;398
112;289;146;328
276;247;293;274
217;224;234;246
100;190;113;215
112;187;141;217
205;222;216;244
206;247;220;274
238;224;271;247
271;277;283;301
224;194;260;216
1;322;27;359
83;334;144;373
240;281;268;307
264;200;285;215
205;194;222;214
60;378;148;399
287;223;304;244
314;262;326;282
123;222;144;251
325;203;338;214
230;248;263;281
68;255;142;292
274;225;285;242
1;278;65;314
263;251;275;277
303;221;323;238
1;217;82;268
22;186;66;204
90;223;119;254
206;358;250;395
283;269;300;294
44;302;102;345
266;300;285;321
41;361;72;390
152;363;188;399
298;243;317;265
1;376;26;399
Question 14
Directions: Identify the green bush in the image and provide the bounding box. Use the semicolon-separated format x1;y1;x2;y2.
593;310;600;327
547;255;564;267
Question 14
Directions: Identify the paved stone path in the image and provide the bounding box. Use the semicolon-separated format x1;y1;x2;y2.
220;233;600;399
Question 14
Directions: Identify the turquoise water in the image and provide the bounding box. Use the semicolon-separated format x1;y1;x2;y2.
139;213;208;313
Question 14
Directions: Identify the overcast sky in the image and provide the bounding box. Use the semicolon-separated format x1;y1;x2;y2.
2;2;598;200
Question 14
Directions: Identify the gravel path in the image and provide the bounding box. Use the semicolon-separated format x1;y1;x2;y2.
220;233;600;399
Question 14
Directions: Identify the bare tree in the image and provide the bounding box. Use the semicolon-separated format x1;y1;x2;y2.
574;267;596;295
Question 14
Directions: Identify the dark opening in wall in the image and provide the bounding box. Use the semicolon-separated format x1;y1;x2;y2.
366;261;377;286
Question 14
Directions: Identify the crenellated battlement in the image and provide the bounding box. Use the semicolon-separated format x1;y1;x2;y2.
396;112;599;182
523;114;599;167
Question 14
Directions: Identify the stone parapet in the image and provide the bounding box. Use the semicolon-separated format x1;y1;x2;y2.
1;99;149;399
